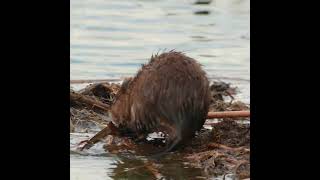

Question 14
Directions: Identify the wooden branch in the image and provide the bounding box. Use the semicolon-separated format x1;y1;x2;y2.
207;111;250;119
78;122;119;150
70;91;110;111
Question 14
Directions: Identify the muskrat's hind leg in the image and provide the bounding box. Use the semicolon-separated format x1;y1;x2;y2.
149;135;182;159
165;135;182;152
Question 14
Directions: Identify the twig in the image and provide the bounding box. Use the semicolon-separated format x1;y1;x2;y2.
207;111;250;119
77;122;119;151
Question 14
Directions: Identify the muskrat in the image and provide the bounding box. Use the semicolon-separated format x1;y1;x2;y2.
110;51;210;153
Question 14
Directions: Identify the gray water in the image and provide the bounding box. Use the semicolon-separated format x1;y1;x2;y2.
70;0;250;179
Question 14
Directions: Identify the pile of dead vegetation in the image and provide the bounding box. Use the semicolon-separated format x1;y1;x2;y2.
70;82;120;133
70;81;250;179
184;120;250;179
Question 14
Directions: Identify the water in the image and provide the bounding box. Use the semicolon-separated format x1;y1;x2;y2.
70;0;250;179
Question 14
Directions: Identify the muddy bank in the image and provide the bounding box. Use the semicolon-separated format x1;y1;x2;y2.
70;81;250;179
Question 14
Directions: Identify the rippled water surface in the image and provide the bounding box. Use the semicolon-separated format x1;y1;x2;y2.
71;0;250;179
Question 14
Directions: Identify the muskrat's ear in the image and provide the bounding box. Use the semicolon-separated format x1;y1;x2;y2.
120;77;133;91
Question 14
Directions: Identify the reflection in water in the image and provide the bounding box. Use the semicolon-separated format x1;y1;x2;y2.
110;154;205;180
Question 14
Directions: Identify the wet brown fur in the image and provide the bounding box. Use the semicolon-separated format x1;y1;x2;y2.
111;50;210;152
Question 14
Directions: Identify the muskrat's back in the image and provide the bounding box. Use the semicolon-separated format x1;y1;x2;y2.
111;51;210;152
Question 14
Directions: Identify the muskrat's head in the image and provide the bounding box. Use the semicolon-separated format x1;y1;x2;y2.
110;77;133;125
